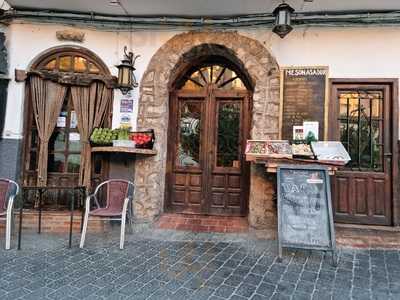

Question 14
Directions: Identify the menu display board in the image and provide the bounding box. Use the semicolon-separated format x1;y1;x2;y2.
277;165;336;264
280;67;328;141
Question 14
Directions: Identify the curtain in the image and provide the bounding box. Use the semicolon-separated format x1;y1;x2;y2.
30;75;67;186
71;81;112;190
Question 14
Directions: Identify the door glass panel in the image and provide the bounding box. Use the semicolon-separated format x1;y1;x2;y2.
338;90;383;171
216;102;241;167
67;154;80;173
176;101;202;167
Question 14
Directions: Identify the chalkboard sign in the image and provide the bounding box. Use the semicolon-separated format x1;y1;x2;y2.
277;165;336;263
280;67;328;141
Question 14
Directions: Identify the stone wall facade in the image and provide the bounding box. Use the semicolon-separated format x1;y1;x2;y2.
134;31;281;229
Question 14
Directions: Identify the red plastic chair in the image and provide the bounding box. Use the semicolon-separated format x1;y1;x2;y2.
79;179;134;249
0;179;19;250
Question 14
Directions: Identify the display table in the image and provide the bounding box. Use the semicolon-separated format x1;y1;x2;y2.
246;155;342;175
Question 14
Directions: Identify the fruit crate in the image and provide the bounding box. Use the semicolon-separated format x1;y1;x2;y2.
130;129;155;149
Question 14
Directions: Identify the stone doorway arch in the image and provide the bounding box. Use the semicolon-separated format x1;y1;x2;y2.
134;31;280;228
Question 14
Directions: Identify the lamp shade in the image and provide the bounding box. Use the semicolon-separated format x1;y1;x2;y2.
272;3;295;38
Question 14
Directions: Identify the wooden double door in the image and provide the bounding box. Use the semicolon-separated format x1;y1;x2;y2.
166;88;251;216
330;81;397;225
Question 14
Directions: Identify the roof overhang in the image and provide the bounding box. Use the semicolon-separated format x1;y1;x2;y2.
5;0;400;17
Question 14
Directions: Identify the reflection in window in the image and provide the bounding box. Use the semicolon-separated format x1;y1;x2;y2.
59;56;72;71
338;91;383;171
217;103;241;167
48;153;65;173
176;102;202;167
44;59;56;70
74;57;87;73
38;54;104;74
67;154;81;173
181;64;246;90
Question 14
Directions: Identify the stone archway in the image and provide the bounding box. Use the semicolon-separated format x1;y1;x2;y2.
134;31;280;229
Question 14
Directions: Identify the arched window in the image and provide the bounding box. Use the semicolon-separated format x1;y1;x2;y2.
24;47;110;192
178;64;247;91
33;48;109;74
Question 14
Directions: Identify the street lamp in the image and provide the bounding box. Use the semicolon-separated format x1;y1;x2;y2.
116;46;140;95
272;3;295;38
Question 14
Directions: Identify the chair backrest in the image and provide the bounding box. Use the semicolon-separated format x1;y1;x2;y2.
94;179;134;212
0;179;19;211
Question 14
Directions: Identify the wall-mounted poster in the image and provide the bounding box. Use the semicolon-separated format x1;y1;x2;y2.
120;114;132;128
120;99;134;113
280;66;329;141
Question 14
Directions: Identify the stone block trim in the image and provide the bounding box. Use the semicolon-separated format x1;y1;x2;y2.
135;31;281;228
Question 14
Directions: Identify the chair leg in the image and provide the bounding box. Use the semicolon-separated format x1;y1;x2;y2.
80;209;89;248
5;215;11;250
120;213;127;250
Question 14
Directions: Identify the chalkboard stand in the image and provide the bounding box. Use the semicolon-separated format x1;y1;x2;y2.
277;164;337;267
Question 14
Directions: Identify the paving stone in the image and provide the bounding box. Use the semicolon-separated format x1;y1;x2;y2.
214;284;236;298
0;231;398;300
236;283;256;298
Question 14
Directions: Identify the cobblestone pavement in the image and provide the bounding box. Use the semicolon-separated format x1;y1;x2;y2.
0;228;399;300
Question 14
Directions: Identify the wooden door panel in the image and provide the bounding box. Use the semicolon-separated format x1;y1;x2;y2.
333;176;350;215
167;80;250;216
330;83;393;225
207;95;248;215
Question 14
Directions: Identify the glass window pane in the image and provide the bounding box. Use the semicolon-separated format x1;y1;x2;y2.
190;70;205;86
338;90;383;171
176;101;202;167
216;102;241;167
74;56;87;73
59;56;72;71
199;67;210;84
339;95;349;118
49;131;66;152
48;153;65;173
44;59;56;70
212;65;223;83
219;77;246;90
69;133;81;152
88;62;100;74
181;79;203;90
67;154;80;173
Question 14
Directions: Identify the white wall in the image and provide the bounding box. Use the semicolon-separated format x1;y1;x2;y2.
3;23;178;138
3;23;400;139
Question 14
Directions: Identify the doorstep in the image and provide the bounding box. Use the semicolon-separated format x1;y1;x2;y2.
155;213;249;233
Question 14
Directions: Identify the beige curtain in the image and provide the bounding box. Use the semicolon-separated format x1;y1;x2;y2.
30;75;67;186
71;81;112;189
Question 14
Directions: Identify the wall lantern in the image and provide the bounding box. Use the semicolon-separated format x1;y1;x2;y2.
272;2;295;38
116;46;140;95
